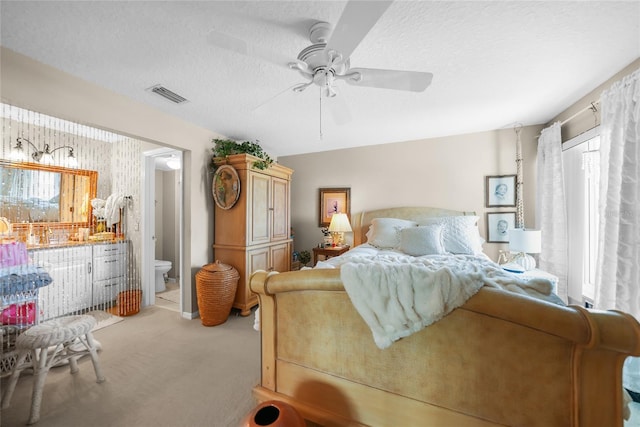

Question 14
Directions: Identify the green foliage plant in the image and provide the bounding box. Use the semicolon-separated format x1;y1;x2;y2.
298;250;311;266
210;138;274;171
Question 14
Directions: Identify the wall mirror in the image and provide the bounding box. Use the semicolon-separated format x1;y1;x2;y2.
0;160;97;228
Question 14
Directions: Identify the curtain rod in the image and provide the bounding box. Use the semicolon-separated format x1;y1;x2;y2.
561;101;600;126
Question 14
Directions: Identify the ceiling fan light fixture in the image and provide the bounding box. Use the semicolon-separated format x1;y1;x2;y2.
293;82;313;93
336;71;362;83
324;85;337;98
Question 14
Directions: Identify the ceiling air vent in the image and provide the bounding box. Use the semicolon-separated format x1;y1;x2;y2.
148;85;188;104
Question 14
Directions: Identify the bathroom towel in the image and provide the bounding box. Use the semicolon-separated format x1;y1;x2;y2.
105;194;125;227
91;198;106;220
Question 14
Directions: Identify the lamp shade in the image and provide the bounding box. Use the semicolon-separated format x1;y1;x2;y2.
508;229;541;254
10;143;26;161
328;213;352;233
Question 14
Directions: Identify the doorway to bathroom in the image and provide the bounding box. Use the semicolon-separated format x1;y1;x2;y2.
142;147;184;316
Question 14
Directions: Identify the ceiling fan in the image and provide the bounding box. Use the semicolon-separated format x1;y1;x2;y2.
208;0;433;101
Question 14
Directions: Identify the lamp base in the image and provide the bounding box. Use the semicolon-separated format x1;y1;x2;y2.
511;252;536;271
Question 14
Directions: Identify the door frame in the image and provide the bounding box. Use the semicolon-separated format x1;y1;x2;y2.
142;147;184;315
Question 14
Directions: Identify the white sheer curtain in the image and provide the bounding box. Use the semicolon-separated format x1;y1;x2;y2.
536;122;568;302
593;69;640;394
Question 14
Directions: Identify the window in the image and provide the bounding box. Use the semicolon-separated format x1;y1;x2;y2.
562;127;600;305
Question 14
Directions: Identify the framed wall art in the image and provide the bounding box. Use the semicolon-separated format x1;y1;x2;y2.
318;187;350;227
485;174;517;207
212;165;240;210
486;211;516;243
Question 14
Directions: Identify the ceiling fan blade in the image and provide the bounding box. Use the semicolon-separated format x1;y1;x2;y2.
325;0;393;62
346;68;433;92
207;30;291;69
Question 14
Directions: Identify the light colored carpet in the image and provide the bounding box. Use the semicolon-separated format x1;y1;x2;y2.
1;305;260;427
87;309;125;331
156;288;180;304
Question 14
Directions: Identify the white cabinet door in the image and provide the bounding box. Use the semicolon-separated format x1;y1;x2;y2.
92;242;128;307
32;246;92;321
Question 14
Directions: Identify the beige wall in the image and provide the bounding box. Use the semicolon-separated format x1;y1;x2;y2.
0;47;222;313
3;43;634;304
279;126;542;262
280;58;640;264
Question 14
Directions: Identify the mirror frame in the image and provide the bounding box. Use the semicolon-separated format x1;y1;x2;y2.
0;159;98;232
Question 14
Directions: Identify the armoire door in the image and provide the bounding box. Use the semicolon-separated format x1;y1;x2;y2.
271;176;289;242
248;172;271;246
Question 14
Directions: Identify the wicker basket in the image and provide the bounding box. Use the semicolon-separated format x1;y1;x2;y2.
107;289;142;317
195;261;239;326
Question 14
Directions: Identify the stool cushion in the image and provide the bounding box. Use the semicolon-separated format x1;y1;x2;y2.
16;315;96;349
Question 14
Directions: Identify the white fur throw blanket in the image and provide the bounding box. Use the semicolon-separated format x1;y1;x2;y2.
339;254;554;349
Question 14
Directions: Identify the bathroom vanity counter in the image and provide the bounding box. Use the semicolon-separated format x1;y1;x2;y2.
28;240;130;320
25;237;126;251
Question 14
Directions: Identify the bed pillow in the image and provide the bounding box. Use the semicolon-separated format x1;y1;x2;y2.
399;225;446;256
420;216;484;255
365;218;418;249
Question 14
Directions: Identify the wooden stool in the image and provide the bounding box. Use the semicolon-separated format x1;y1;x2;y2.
1;315;105;424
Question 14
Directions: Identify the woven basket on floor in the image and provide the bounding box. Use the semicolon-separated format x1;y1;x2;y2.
107;289;142;317
195;260;239;326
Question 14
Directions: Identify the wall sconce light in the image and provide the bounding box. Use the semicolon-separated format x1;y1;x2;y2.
328;212;352;247
10;137;78;167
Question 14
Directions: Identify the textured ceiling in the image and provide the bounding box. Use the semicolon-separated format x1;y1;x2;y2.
1;1;639;157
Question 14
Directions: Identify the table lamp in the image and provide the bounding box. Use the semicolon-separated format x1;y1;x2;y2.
328;213;352;247
508;229;542;271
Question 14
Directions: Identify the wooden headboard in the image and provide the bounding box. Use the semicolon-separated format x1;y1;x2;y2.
351;206;476;246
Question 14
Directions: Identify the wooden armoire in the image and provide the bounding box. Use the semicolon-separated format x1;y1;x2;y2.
212;154;293;316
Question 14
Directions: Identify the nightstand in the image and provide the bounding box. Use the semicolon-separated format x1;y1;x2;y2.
516;268;559;295
313;246;350;265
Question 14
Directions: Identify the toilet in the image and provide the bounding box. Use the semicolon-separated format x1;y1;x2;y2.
155;260;172;293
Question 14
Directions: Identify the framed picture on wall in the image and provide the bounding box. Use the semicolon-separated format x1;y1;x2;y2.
486;212;516;243
319;187;351;227
485;175;517;207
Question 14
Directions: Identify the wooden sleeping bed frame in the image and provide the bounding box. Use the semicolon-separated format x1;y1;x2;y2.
249;207;640;426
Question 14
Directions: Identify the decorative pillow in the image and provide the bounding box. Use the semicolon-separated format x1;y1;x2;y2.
365;218;418;249
399;225;446;256
420;216;484;255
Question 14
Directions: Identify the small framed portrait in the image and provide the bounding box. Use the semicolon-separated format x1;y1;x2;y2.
486;212;516;243
212;165;240;210
485;175;517;207
319;187;351;227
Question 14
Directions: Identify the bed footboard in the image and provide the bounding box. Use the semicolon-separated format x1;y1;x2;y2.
250;269;640;427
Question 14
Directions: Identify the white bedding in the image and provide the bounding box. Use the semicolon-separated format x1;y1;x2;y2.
316;244;555;349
